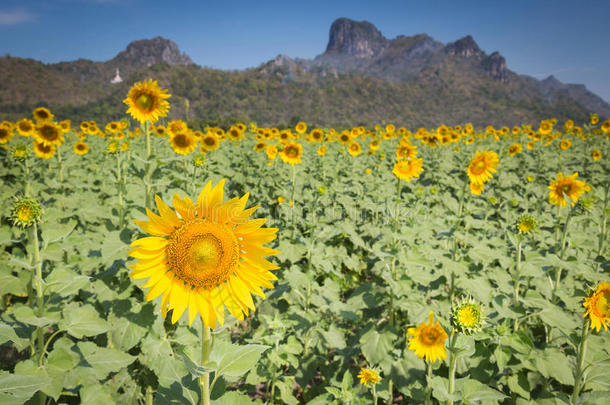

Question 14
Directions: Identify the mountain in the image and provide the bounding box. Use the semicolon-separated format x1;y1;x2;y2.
0;19;607;128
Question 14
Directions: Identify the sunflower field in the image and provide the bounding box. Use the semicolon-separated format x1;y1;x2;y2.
0;80;609;405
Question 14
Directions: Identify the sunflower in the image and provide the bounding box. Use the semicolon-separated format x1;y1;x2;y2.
309;128;323;142
73;141;90;155
602;120;610;133
348;141;362;156
59;120;71;133
396;143;417;160
385;124;396;135
295;122;307;134
155;125;167;137
338;131;351;145
33;141;56;159
559;139;572;150
227;126;242;141
592;149;602;161
369;139;381;152
451;297;485;335
170;131;197;155
0;124;12;144
393;158;423;182
121;141;130;152
201;133;220;152
515;214;538;234
538;120;553;135
128;180;280;327
590;113;599;125
34;122;64;147
124;79;171;124
548;172;588;207
583;282;610;332
266;145;278;160
254;142;266;152
469;181;484;195
280;142;302;165
407;311;448;363
357;368;381;385
507;143;522;157
107;141;120;154
11;197;43;228
467;150;499;185
279;130;292;144
16;119;34;136
316;145;326;156
32;107;54;123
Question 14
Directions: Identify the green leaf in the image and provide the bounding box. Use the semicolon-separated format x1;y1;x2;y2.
42;219;77;244
533;348;575;386
0;373;52;402
209;341;270;378
11;305;57;328
461;379;507;402
0;323;28;351
212;391;257;404
59;304;108;339
321;324;346;350
45;267;90;297
78;342;136;380
360;329;396;366
80;384;114;405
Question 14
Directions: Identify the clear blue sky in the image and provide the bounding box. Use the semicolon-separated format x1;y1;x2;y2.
1;0;609;102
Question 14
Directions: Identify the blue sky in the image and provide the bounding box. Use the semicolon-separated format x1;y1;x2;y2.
1;0;609;102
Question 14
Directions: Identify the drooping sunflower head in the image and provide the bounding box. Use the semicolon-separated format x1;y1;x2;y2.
11;197;43;228
124;79;171;124
32;107;54;123
170;131;197;155
33;141;56;159
128;179;280;328
583;282;610;332
393;158;423;182
34;122;64;147
407;311;448;363
515;214;538;234
451;297;485;335
73;141;90;156
280;142;303;165
467;150;499;185
548;172;588;207
357;368;381;385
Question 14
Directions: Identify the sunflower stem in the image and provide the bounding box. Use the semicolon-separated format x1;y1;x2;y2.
199;322;211;405
553;209;572;299
116;152;124;229
30;223;46;405
513;240;522;331
425;361;433;405
145;121;152;210
372;383;378;405
595;183;609;272
387;379;393;404
290;164;297;240
24;158;31;197
447;333;458;405
571;318;590;405
395;176;401;224
56;146;64;183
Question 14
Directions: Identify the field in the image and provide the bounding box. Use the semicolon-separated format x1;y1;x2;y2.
0;81;609;405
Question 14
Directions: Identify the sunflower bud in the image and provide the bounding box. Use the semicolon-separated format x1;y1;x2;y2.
11;197;43;228
11;143;30;162
451;296;485;335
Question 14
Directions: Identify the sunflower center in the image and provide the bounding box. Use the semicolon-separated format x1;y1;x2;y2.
167;220;239;288
174;134;188;148
204;137;216;146
421;326;440;345
136;93;154;111
471;160;486;175
17;206;33;222
457;307;477;327
41;125;58;140
561;184;572;194
286;147;298;158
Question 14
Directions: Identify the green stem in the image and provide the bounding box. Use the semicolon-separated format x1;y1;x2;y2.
199;322;211;405
57;146;64;183
425;361;433;405
24;159;31;196
146;386;154;405
373;383;378;405
145;121;152;210
290;164;297;240
446;333;460;405
553;209;572;297
387;379;393;405
39;329;62;367
117;153;124;229
31;223;46;405
513;240;522;331
395;176;401;223
571;319;590;405
595;183;609;271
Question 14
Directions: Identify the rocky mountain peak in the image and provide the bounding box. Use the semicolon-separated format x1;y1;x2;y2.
481;51;507;82
112;37;193;67
324;18;389;58
444;35;483;57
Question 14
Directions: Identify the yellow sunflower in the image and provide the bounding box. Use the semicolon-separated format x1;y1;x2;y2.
32;107;54;123
309;128;323;142
34;122;64;147
316;145;326;156
592;149;602;161
201;133;220;152
507;143;522;157
348;141;362;156
266;145;278;160
559;139;571;150
227;126;243;141
392;158;423;182
170;131;197;155
396;143;417;160
128;180;280;327
467;150;499;185
33;141;56;159
338;131;351;145
295;121;307;134
583;282;610;332
548;172;588;207
280;142;303;165
357;368;381;385
407;311;448;363
123;79;171;124
254;142;266;152
469;181;484;195
16;118;34;136
73;141;90;155
0;124;13;144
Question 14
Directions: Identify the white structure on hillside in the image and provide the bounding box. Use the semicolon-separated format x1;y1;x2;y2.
111;68;122;84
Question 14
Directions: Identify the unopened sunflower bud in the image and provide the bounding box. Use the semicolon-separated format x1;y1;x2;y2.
11;197;43;228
